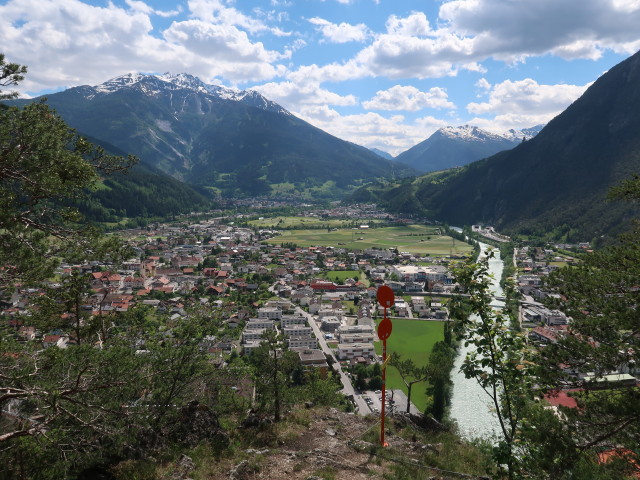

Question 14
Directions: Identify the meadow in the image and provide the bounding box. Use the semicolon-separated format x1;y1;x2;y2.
248;216;382;229
374;319;446;412
266;224;472;257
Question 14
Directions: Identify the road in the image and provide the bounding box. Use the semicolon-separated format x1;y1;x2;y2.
269;284;418;416
291;303;370;415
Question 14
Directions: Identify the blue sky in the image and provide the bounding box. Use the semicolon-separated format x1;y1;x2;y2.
2;0;640;155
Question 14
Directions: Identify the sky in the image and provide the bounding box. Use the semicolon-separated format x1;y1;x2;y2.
2;0;640;156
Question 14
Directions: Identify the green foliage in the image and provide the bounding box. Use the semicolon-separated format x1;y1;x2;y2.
9;75;417;200
450;252;536;479
0;98;135;288
529;183;640;474
0;54;27;100
389;353;429;414
0;62;225;478
425;341;455;421
248;330;298;421
349;52;640;241
79;160;212;222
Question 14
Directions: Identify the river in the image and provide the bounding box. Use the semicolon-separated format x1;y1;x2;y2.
449;241;505;441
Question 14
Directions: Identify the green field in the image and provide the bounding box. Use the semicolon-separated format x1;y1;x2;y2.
266;224;472;257
249;216;382;229
324;270;359;282
374;319;445;412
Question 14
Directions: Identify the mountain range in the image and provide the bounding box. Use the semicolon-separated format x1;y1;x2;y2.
349;49;640;241
11;73;416;199
395;125;544;173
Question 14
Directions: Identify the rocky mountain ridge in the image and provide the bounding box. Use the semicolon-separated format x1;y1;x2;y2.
9;73;415;198
395;124;543;173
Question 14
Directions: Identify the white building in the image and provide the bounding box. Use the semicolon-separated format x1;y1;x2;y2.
288;335;318;349
337;342;376;360
257;306;283;320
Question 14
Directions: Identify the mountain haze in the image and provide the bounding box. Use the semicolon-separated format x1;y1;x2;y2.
369;148;394;160
394;125;543;173
350;50;640;241
11;73;415;198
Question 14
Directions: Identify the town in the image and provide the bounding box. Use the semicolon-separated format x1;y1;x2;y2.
3;201;623;419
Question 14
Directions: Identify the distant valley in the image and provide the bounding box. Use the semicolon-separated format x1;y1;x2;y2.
9;73;416;202
6;49;640;242
349;49;640;242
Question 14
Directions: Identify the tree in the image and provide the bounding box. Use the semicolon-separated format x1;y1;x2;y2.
248;330;297;421
390;353;429;413
0;54;27;100
450;251;535;480
527;174;640;476
0;340;147;476
449;175;640;479
0;56;135;289
0;56;155;477
426;340;455;422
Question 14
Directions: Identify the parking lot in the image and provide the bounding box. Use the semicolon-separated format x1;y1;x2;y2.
361;389;420;415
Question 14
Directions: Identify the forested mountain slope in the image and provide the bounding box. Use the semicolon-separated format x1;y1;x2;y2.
350;49;640;241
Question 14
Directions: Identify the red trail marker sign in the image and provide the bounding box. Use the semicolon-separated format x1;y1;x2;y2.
376;285;394;447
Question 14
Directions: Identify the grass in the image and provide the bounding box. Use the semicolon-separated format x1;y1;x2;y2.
374;319;445;412
266;225;473;257
324;270;360;282
249;216;382;229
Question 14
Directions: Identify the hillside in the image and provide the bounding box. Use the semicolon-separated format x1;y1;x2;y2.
76;136;212;223
350;50;640;241
9;74;415;199
105;406;492;480
394;125;542;173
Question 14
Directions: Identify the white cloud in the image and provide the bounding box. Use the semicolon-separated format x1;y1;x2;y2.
253;81;357;110
466;78;591;130
294;107;437;156
0;0;289;93
475;78;491;91
287;60;367;85
363;85;455;111
253;78;445;155
125;0;181;17
164;20;285;63
385;12;431;36
439;0;640;61
354;31;476;79
467;78;589;115
308;17;369;43
612;0;640;13
187;0;267;34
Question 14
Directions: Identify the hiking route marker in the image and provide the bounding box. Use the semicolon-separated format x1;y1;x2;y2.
376;285;394;447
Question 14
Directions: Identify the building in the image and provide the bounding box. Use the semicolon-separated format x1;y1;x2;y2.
257;306;282;320
337;342;376;360
288;335;318;350
280;315;307;327
291;348;329;377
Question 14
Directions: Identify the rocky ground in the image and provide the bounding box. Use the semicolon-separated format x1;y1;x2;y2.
164;407;488;480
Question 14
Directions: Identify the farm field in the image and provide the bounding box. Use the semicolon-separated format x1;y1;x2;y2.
374;319;446;412
248;216;382;229
266;224;472;257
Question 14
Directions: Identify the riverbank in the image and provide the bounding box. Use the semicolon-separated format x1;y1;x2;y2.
448;242;505;441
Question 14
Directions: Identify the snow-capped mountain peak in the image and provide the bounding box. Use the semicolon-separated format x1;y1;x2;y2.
437;124;543;143
90;72;290;115
94;72;149;94
157;72;209;93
